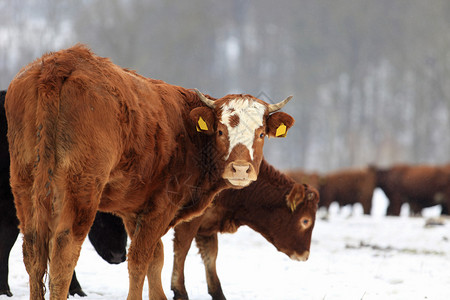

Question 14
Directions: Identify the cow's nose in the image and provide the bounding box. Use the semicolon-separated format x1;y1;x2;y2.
290;250;310;261
222;161;256;187
232;163;250;178
109;251;126;264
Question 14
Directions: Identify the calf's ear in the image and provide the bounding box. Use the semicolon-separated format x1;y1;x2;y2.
286;183;319;212
266;112;295;138
286;183;305;212
190;107;215;135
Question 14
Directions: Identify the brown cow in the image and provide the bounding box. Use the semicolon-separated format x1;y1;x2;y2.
373;164;450;216
165;159;319;300
5;44;295;300
317;167;376;215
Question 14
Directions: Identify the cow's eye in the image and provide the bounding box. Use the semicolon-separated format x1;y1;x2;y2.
260;133;265;138
300;218;311;229
218;130;223;136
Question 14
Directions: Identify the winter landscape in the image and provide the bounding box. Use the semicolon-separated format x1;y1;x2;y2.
4;189;449;300
2;2;450;300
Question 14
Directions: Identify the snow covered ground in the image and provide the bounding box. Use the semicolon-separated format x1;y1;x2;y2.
5;189;450;300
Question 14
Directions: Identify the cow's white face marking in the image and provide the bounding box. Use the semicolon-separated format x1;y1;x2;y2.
220;98;266;160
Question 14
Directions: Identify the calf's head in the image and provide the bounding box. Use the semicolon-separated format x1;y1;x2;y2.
264;183;319;261
191;89;294;188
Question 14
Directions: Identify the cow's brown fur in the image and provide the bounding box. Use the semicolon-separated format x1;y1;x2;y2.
166;159;319;300
5;45;294;299
317;167;376;215
285;169;320;189
374;164;450;216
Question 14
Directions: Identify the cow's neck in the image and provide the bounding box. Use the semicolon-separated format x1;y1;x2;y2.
168;98;227;225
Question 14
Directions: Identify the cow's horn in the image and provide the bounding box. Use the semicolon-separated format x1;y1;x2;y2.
267;96;293;113
194;89;215;108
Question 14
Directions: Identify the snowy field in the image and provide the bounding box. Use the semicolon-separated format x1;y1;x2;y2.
5;189;450;300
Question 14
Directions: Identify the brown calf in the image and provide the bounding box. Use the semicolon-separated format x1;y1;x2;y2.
166;159;319;300
5;45;295;299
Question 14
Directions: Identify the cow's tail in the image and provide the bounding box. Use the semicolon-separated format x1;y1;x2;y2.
31;51;75;278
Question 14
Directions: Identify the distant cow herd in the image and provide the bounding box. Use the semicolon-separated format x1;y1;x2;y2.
287;163;450;217
1;45;448;300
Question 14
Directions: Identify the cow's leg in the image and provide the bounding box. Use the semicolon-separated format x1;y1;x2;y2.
68;270;87;297
123;199;178;300
362;203;372;215
442;189;450;215
442;200;449;215
362;194;373;215
171;217;203;300
386;194;403;216
48;213;96;300
48;177;102;300
0;216;19;297
124;219;156;300
408;202;422;216
10;170;47;300
195;233;226;300
22;228;47;300
147;239;166;300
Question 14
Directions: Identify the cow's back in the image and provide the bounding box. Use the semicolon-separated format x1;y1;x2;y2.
401;166;446;196
6;45;191;213
6;47;117;171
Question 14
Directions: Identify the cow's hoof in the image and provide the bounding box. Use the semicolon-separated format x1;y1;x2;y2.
69;288;87;297
211;291;227;300
172;289;189;300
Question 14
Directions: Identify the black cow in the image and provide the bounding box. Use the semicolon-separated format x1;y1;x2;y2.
0;90;128;297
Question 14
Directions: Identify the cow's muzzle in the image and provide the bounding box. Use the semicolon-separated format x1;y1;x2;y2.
223;161;257;187
290;250;310;262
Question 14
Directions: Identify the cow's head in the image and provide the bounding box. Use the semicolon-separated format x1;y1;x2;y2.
88;212;127;264
267;183;319;261
191;89;294;188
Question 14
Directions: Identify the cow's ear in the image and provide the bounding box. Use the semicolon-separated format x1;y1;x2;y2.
286;183;319;212
266;112;295;138
286;183;305;212
190;107;215;135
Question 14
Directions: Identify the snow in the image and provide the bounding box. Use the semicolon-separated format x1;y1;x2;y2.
5;189;450;300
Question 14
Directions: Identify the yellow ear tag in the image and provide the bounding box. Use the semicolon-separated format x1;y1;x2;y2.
290;202;296;212
198;116;209;131
276;123;287;137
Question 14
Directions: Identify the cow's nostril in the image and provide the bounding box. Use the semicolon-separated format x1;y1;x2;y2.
231;164;250;176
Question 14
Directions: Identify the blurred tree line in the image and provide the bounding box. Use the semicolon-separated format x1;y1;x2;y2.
1;0;449;172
